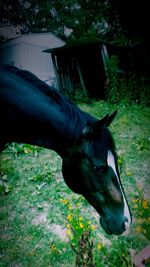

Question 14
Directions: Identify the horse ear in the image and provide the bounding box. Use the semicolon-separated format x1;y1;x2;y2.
94;110;117;128
82;110;117;137
105;110;117;126
99;113;110;126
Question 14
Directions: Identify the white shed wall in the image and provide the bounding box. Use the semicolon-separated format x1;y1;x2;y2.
0;33;65;87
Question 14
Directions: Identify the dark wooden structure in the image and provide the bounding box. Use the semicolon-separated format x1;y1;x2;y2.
45;39;108;99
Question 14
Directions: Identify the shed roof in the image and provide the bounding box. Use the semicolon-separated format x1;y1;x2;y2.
0;32;65;49
45;37;103;54
45;37;136;56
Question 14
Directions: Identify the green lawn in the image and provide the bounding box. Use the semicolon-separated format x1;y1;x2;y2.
0;101;150;267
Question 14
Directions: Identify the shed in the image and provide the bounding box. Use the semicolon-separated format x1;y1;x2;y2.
0;32;65;87
46;39;108;99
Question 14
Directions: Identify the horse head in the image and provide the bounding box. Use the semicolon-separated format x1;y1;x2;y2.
62;111;132;235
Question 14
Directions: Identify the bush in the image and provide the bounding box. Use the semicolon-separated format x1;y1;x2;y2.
105;55;150;106
61;86;90;104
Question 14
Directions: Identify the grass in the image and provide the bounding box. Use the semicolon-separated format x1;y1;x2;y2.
0;100;150;266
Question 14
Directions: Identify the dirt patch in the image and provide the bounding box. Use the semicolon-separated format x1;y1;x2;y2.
31;202;49;226
31;213;68;242
31;213;47;226
48;224;69;242
31;202;68;242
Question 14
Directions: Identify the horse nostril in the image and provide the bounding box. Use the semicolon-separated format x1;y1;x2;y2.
123;216;130;232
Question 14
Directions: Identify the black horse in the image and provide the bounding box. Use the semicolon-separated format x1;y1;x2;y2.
0;65;131;235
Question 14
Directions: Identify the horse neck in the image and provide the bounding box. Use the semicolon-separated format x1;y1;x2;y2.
44;102;95;158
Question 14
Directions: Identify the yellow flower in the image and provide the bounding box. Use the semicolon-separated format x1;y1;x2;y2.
66;224;71;229
79;222;84;229
67;214;73;221
70;235;74;240
51;244;57;252
50;244;61;254
125;170;132;176
64;199;69;204
91;225;97;230
137;218;143;224
60;198;69;205
132;198;139;203
97;242;102;250
147;217;150;223
142;199;149;209
135;226;142;233
66;229;72;236
68;204;73;210
79;217;83;221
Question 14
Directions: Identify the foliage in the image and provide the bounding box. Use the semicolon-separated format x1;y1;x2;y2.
7;143;42;157
0;0;147;46
62;86;90;105
105;55;150;106
60;197;96;266
0;174;10;194
0;0;109;39
132;188;150;240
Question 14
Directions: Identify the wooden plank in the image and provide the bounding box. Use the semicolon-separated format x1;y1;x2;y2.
76;59;88;96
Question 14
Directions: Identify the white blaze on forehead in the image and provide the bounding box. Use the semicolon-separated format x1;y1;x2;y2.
107;150;131;227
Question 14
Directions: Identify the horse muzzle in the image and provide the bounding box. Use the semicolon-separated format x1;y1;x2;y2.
100;215;130;235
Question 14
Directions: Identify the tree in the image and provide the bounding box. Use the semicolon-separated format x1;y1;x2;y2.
0;0;110;39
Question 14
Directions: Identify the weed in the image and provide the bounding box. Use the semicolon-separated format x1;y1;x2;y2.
7;143;42;157
60;196;97;266
132;188;150;240
0;175;10;194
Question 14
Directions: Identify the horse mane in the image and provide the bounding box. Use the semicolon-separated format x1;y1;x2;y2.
1;65;95;144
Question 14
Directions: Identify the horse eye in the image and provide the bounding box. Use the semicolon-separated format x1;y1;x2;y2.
93;165;106;174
